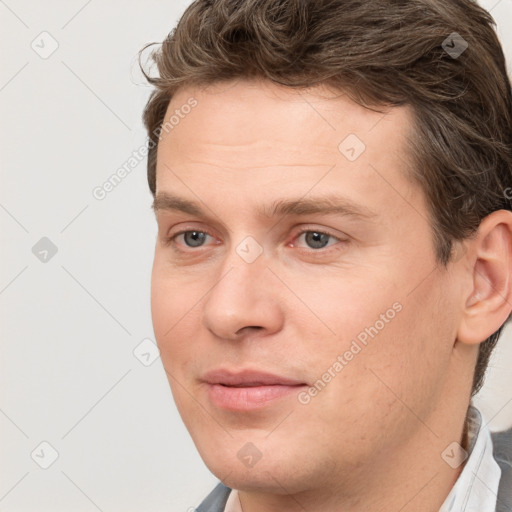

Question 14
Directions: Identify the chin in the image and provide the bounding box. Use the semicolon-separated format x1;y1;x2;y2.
211;460;303;495
196;437;319;495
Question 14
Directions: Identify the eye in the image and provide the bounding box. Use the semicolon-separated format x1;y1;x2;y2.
172;230;212;248
295;230;341;250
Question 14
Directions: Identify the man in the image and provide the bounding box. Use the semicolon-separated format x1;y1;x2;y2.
141;0;512;510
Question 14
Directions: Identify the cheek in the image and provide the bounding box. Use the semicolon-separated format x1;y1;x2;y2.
151;250;204;331
151;264;174;342
290;268;403;352
297;268;448;411
150;270;204;420
339;281;455;424
150;259;201;368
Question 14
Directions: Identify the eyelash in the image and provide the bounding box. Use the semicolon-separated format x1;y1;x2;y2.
165;229;217;249
165;228;345;253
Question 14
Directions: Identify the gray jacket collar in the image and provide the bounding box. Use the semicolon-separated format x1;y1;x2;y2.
493;428;512;512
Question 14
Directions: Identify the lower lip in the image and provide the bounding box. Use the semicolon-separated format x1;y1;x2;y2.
206;383;306;411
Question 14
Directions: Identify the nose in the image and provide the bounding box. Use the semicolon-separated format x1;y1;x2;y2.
201;252;285;342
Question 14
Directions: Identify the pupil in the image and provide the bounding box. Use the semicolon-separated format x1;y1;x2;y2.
306;232;329;249
185;231;206;247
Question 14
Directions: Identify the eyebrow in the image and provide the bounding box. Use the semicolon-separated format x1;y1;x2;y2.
152;192;377;220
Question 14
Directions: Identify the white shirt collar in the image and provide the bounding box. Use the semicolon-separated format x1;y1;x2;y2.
224;406;501;512
224;486;242;512
439;405;501;512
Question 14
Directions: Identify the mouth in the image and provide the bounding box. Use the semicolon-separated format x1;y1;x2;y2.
202;369;308;411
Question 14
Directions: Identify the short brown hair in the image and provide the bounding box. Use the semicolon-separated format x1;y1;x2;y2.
141;0;512;394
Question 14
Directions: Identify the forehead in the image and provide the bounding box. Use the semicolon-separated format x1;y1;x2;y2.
155;80;422;223
162;80;412;165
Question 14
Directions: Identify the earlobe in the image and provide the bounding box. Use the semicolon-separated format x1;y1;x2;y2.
457;210;512;346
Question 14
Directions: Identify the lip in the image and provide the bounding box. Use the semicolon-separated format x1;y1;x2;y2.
202;369;308;411
203;369;306;387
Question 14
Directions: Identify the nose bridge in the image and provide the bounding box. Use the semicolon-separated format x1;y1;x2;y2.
207;245;269;313
212;233;269;298
201;241;283;339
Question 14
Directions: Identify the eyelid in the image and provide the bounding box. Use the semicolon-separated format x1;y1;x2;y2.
164;220;218;239
164;224;348;252
290;226;346;247
166;228;218;247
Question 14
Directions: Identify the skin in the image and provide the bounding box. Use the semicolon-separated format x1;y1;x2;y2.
150;80;512;512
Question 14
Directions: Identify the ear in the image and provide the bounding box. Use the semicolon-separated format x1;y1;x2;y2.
457;210;512;346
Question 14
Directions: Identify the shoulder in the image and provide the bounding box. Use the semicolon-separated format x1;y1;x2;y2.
196;482;232;512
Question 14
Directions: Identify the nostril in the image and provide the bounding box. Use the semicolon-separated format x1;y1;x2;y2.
235;325;264;335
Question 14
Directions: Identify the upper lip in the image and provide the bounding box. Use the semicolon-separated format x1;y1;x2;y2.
202;369;307;387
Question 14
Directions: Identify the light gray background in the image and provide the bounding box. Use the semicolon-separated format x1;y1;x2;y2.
1;1;511;510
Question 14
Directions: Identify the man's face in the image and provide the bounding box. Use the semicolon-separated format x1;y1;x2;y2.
151;81;461;494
